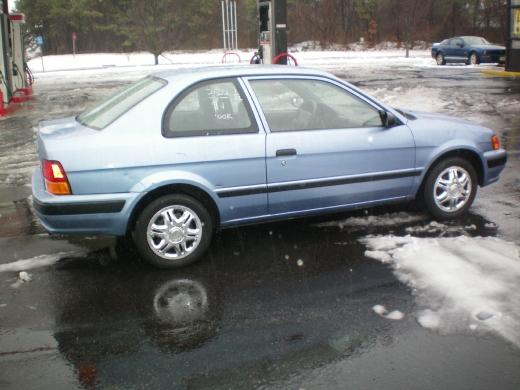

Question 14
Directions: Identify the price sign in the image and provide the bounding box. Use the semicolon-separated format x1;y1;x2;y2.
514;9;520;37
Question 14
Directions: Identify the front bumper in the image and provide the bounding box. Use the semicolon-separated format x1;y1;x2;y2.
480;54;506;64
482;149;507;186
32;168;139;236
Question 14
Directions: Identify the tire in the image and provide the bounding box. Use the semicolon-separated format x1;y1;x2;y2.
133;194;214;268
436;52;446;65
422;157;478;220
468;52;479;65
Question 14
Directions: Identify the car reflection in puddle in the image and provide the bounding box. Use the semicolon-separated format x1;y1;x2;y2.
46;207;505;388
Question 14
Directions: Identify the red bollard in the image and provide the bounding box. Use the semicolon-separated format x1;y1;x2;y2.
0;90;5;117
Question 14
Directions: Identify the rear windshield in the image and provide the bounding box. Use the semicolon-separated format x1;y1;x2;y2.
463;37;490;45
77;76;166;130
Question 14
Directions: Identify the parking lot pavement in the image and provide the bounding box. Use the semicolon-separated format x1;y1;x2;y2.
1;63;519;389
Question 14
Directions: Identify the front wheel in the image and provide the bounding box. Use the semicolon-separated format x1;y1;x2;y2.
436;52;446;65
133;194;214;268
422;158;478;220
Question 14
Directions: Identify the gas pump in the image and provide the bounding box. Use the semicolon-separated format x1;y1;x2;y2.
0;0;32;116
9;13;30;96
254;0;294;65
0;3;13;106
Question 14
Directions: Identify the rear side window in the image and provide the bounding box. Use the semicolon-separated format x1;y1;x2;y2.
163;79;257;137
77;77;166;130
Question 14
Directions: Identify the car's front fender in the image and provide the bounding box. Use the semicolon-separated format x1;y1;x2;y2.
413;140;486;195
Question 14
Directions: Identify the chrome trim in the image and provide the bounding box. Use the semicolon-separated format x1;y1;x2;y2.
215;168;421;198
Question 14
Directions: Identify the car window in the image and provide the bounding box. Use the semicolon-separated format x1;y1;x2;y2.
450;38;463;47
164;79;257;137
77;76;166;130
249;79;383;132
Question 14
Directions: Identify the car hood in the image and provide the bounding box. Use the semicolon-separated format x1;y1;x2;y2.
398;109;475;126
398;109;493;145
472;44;505;51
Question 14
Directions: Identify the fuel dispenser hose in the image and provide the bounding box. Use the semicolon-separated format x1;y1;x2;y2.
0;70;13;97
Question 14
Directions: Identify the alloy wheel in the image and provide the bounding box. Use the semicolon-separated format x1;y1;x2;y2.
433;166;472;213
146;205;203;260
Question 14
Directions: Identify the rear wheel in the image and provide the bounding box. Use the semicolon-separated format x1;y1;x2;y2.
468;52;479;65
436;52;446;65
133;194;213;268
422;157;477;220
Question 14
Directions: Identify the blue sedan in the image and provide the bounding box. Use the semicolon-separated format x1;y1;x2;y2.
32;66;507;268
431;36;506;65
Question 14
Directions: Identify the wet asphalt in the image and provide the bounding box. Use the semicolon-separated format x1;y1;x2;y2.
1;62;520;389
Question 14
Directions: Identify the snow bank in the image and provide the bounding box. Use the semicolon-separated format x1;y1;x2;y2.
362;235;520;347
27;48;435;74
27;50;256;73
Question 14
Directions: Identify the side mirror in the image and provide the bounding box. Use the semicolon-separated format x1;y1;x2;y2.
379;110;398;128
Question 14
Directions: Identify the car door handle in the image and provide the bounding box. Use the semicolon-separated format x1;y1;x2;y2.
276;149;297;157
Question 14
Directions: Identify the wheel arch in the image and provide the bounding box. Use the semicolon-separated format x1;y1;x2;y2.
126;183;221;235
415;148;485;198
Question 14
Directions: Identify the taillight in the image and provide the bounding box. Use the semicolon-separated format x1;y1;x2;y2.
491;135;500;150
42;160;71;195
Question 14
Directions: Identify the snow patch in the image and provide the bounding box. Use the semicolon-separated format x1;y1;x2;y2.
364;250;392;263
372;304;405;321
18;271;32;282
315;212;426;229
362;235;520;346
372;304;387;315
0;252;83;273
386;310;405;320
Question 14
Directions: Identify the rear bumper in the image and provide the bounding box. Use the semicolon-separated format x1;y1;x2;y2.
32;168;138;236
482;149;507;186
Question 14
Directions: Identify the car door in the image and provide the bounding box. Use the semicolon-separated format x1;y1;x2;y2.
244;76;417;216
447;38;465;61
161;78;267;223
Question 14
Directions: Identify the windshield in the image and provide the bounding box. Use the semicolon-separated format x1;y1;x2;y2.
77;76;166;130
463;37;490;45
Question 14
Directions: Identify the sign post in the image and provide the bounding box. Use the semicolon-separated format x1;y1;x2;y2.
36;35;44;72
506;0;520;71
72;31;77;57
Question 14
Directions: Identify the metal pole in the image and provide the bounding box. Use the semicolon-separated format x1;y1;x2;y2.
234;0;238;50
229;0;234;50
221;1;226;51
226;0;230;51
230;0;234;50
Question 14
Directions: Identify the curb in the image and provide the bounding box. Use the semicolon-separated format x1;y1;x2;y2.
481;69;520;77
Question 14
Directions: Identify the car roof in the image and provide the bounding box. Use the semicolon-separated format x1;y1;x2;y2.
152;65;334;82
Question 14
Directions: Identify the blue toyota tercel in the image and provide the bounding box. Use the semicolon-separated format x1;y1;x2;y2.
32;66;507;268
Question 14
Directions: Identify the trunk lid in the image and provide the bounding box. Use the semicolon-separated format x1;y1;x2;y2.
37;117;98;161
